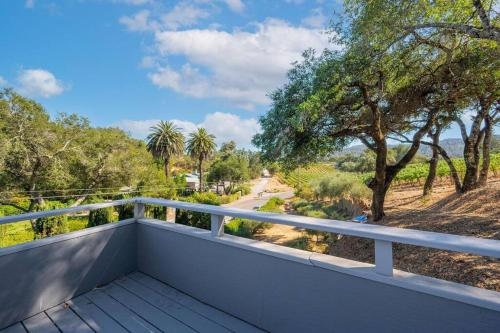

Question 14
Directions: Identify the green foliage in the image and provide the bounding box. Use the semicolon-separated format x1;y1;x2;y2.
258;197;285;213
361;153;500;185
113;194;135;220
146;121;185;179
87;200;115;227
224;218;271;238
278;164;336;188
224;196;285;238
232;184;251;196
207;155;250;192
282;236;311;251
310;174;371;202
33;202;69;239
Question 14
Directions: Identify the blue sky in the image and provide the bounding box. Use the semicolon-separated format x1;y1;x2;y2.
0;0;465;149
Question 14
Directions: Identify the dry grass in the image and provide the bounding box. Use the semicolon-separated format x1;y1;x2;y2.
257;177;500;291
330;179;500;291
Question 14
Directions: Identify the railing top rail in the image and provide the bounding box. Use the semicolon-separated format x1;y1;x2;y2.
0;199;135;225
135;197;500;258
1;197;498;259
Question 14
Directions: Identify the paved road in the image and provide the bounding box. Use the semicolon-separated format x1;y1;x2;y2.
223;178;294;210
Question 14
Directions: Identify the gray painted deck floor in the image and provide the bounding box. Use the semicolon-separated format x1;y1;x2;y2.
1;272;264;333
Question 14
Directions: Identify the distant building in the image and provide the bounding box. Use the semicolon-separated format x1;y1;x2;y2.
184;173;200;190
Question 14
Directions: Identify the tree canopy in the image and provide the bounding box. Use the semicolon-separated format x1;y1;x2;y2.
254;0;499;220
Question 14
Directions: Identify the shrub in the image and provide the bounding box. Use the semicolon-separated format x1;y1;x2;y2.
33;202;69;239
304;209;328;219
310;174;370;202
225;218;271;238
283;236;311;251
258;197;285;213
113;194;134;220
88;207;115;227
232;184;251;196
295;185;315;201
176;193;221;230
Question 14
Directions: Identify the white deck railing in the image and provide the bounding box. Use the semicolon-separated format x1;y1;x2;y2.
1;197;499;277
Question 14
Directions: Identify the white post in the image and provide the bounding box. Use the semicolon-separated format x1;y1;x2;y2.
375;240;393;276
166;207;176;223
211;214;225;237
134;203;145;220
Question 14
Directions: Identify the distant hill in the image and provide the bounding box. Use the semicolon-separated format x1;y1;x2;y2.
341;136;499;158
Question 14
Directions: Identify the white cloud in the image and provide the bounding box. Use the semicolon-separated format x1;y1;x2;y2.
0;76;7;87
119;10;158;31
16;69;65;98
120;3;210;31
150;19;330;109
200;112;260;147
25;0;35;9
161;2;210;30
223;0;245;13
302;7;327;29
139;56;158;68
116;112;260;148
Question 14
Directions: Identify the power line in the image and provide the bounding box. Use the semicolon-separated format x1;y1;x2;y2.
0;181;243;195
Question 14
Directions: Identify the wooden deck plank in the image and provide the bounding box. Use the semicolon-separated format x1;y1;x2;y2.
69;296;128;333
0;323;27;333
85;290;160;333
116;276;232;333
104;283;196;333
23;312;59;333
45;304;92;333
129;272;264;333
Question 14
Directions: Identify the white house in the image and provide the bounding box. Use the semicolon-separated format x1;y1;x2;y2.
184;173;200;190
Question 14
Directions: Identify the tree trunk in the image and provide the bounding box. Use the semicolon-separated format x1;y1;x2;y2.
164;158;170;180
423;125;442;196
458;97;491;192
478;115;492;186
369;139;388;221
198;156;203;192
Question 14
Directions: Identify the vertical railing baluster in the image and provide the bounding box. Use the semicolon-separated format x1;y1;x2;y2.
211;214;225;237
166;207;176;223
375;240;393;276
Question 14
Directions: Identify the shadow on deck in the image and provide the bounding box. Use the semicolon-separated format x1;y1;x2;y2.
1;272;262;333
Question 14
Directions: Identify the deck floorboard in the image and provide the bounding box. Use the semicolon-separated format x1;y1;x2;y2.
22;313;59;333
1;272;265;333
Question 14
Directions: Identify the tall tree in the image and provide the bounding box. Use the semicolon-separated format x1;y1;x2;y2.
186;128;216;191
146;121;185;180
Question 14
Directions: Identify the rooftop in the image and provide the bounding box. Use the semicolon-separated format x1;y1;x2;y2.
0;197;499;332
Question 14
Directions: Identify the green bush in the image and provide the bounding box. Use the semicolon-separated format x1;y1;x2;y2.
33;202;69;239
88;206;115;227
225;218;271;238
232;184;251;196
258;197;285;213
113;194;135;220
310;174;370;202
304;209;328;219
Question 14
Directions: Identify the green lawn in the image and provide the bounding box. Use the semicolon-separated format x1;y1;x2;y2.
0;216;89;248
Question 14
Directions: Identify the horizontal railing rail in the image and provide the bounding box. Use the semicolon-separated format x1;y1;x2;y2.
0;199;135;225
1;196;499;277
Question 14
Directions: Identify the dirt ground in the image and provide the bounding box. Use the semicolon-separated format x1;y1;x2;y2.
264;177;294;193
257;178;500;291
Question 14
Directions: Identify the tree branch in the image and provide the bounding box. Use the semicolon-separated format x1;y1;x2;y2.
403;22;500;42
0;201;29;213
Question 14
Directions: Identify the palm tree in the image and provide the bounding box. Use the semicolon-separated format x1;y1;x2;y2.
186;128;216;191
146;121;185;180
